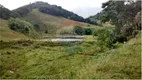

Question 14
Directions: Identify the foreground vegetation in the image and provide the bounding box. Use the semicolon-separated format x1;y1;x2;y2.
0;31;141;79
0;0;141;79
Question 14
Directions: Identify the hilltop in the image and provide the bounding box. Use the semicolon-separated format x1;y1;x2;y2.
22;9;87;34
0;2;89;39
11;1;86;22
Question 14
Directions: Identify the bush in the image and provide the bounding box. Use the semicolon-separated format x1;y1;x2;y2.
132;30;139;37
73;26;84;35
45;30;48;34
8;18;38;38
93;29;102;36
84;28;92;35
113;33;127;43
93;30;98;36
8;18;31;34
97;29;115;48
94;28;129;48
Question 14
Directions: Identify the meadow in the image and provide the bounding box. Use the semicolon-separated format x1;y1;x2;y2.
0;18;141;79
0;31;141;79
0;0;141;79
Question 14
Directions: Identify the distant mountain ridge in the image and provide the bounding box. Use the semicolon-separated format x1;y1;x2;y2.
0;4;11;19
0;3;88;36
0;2;97;24
11;1;86;22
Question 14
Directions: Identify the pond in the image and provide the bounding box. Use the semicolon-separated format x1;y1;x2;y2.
38;37;84;42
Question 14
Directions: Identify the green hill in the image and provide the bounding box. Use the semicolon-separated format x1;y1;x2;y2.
11;1;85;22
22;9;87;34
0;4;88;38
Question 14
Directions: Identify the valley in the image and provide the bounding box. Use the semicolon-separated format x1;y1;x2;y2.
0;0;141;79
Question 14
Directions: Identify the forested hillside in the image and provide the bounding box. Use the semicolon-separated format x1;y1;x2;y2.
87;0;141;27
87;0;141;44
11;1;86;22
0;5;11;19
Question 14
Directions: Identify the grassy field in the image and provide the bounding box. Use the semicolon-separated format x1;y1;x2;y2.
0;31;141;79
0;14;141;79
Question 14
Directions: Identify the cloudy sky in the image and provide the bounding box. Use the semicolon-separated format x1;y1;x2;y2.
0;0;108;18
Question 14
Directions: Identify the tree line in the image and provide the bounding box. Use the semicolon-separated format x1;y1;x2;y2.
92;0;141;48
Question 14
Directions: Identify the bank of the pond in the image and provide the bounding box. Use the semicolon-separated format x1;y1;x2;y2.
0;32;141;79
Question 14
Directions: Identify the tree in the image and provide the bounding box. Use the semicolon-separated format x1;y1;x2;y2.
73;26;84;35
8;18;33;34
84;28;92;35
45;30;48;34
100;0;141;42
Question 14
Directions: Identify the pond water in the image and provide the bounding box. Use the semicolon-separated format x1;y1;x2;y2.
38;37;84;42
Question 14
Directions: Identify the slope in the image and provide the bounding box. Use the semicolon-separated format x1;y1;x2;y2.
0;18;28;40
78;31;141;78
22;9;87;34
12;1;85;22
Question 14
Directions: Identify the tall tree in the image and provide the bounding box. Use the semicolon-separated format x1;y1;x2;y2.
101;0;141;38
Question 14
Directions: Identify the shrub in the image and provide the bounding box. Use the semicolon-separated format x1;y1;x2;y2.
45;30;48;34
95;27;129;48
84;28;92;35
93;30;98;36
73;26;84;35
8;18;38;38
97;29;115;48
8;18;32;34
113;33;127;43
132;30;139;37
93;29;102;36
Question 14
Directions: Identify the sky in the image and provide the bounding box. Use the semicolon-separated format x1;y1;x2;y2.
0;0;108;18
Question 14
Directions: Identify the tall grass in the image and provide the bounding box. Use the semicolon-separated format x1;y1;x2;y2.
0;32;141;79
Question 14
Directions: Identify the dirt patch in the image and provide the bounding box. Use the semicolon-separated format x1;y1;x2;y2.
60;20;86;27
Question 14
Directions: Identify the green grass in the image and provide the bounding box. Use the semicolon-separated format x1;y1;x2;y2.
57;26;74;35
0;18;141;79
0;31;141;79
